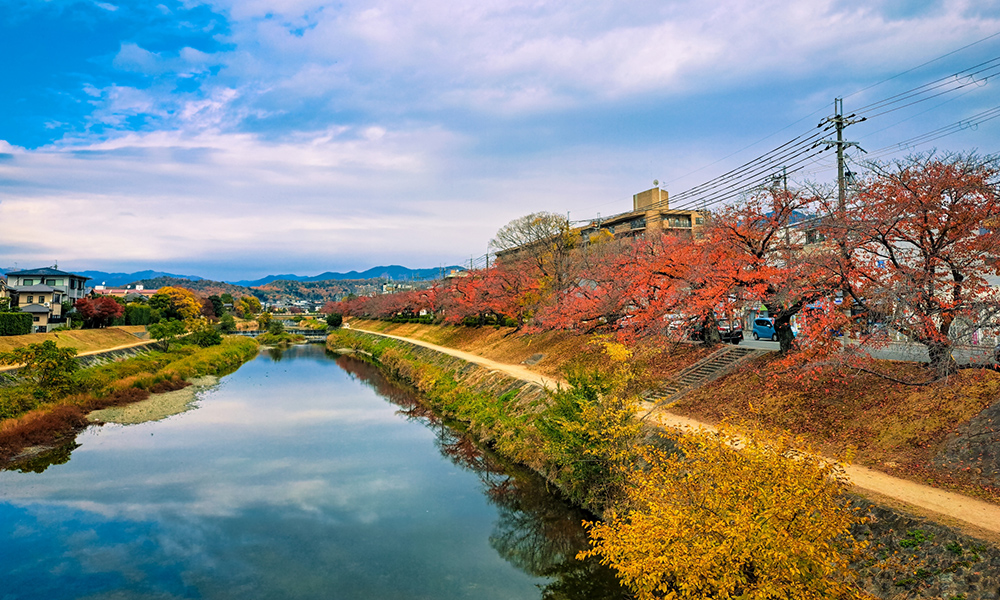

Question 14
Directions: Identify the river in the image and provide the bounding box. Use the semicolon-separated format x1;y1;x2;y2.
0;344;625;599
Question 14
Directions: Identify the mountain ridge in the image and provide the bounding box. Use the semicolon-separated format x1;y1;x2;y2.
229;265;465;287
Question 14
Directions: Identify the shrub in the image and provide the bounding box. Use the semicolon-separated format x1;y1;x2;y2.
218;313;237;333
0;341;79;400
190;327;223;347
580;427;864;600
0;312;32;336
325;312;343;329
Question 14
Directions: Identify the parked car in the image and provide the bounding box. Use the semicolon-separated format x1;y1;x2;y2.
752;317;778;341
752;317;798;341
690;319;743;344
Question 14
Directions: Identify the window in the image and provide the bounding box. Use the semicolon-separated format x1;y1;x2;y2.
33;316;39;322
695;217;704;225
54;294;60;303
23;279;34;286
26;296;33;304
46;279;56;285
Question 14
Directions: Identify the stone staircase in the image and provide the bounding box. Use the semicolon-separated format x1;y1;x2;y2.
644;345;767;406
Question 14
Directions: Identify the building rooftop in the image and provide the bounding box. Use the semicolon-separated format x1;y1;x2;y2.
19;304;52;313
12;285;57;293
5;267;90;280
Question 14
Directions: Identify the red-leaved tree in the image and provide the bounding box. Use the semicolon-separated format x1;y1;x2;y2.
842;152;1000;377
75;296;124;328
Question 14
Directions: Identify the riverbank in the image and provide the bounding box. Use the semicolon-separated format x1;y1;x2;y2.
0;336;259;469
348;319;1000;505
334;323;1000;599
0;327;150;358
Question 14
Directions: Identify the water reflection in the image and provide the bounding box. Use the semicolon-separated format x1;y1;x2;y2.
0;346;625;600
335;356;627;599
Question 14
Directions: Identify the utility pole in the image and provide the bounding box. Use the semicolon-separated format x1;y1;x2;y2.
821;98;866;214
821;98;865;312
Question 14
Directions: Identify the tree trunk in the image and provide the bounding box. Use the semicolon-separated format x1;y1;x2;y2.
702;314;721;346
926;342;958;379
775;314;795;354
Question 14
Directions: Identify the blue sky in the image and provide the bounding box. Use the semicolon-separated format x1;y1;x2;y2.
2;0;999;280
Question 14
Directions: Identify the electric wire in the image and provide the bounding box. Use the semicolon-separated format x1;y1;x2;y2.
844;29;1000;99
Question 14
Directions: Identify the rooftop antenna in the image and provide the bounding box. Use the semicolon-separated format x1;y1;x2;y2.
653;179;659;188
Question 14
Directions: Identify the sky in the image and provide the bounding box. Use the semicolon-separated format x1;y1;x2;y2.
2;0;1000;281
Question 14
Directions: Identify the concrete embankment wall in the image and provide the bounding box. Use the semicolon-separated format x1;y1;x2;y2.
1;341;159;384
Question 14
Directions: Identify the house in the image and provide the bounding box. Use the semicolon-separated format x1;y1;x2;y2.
580;186;709;243
4;267;91;333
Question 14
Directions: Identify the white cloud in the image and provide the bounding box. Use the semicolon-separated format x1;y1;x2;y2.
199;0;1000;116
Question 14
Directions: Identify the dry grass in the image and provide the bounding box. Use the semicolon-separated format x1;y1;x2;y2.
348;319;714;388
0;405;90;462
0;327;144;355
672;356;1000;501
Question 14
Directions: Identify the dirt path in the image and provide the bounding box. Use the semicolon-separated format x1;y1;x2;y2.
355;327;1000;541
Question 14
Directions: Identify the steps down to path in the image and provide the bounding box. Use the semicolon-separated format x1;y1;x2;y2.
644;345;767;406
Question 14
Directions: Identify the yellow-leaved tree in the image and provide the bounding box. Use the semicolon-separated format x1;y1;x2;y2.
150;286;202;320
580;427;866;600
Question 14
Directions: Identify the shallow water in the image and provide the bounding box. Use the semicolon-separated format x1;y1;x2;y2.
0;344;623;599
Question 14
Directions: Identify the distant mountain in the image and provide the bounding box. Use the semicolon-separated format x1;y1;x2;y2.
230;265;465;287
78;270;203;287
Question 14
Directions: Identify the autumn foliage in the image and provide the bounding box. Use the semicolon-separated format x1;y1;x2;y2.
74;296;124;328
331;153;1000;379
580;427;865;600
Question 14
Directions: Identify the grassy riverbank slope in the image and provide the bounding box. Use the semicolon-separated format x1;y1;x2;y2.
0;327;147;355
348;319;1000;504
0;336;259;466
674;355;1000;504
347;319;715;393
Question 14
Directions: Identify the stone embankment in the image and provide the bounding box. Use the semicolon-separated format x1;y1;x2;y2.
339;328;1000;600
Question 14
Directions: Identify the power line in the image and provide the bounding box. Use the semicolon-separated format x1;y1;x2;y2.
844;29;1000;100
855;57;1000;119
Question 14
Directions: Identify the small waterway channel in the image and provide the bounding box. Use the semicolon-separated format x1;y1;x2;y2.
0;344;625;600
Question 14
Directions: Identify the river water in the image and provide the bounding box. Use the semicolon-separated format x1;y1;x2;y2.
0;344;625;599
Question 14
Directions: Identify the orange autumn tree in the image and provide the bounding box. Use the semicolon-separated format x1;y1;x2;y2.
841;152;1000;377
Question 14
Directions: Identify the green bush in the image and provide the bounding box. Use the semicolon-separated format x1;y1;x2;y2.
325;312;343;328
189;327;223;347
0;312;33;336
124;304;152;326
218;313;237;333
